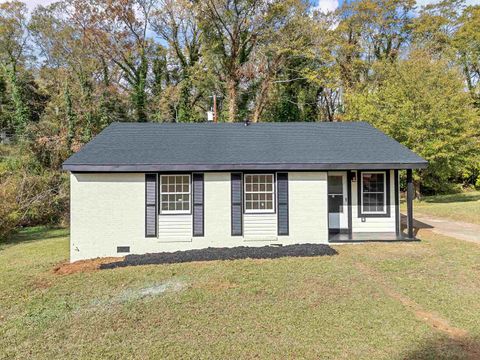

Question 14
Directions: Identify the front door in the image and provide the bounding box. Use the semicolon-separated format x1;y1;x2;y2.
328;172;348;231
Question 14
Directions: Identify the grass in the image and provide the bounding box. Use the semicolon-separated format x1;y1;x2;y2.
1;227;480;359
401;190;480;225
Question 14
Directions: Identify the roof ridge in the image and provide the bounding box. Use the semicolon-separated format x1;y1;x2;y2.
105;121;369;126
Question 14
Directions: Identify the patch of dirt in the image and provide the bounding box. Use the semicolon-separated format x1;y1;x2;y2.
31;277;54;290
354;261;480;359
53;257;124;275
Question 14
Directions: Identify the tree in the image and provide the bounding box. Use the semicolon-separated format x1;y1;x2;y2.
250;0;316;122
71;0;156;122
197;0;275;122
344;52;480;193
413;0;480;107
334;0;414;91
151;0;204;122
30;1;99;141
0;1;30;134
454;5;480;107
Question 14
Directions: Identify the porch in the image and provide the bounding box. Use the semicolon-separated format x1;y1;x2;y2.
329;214;432;243
329;231;410;242
328;169;419;243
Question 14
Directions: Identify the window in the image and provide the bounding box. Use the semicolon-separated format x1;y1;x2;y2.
244;174;275;213
160;175;191;214
361;172;386;214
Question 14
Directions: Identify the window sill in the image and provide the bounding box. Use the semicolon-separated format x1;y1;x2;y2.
244;211;276;215
358;213;391;218
159;212;192;216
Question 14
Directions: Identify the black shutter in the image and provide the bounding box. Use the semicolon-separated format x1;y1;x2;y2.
231;173;243;236
193;173;204;237
277;173;289;235
145;174;157;237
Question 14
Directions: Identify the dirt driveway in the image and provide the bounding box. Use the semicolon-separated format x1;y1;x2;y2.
407;213;480;244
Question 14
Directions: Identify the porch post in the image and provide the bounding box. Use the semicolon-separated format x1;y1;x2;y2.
347;171;353;239
406;169;414;239
394;170;400;237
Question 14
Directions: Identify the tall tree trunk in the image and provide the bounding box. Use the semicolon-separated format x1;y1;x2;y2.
6;64;29;135
133;56;148;122
414;178;421;200
177;77;192;122
252;78;271;123
252;104;261;123
77;72;94;141
227;77;238;122
133;79;147;122
64;84;76;152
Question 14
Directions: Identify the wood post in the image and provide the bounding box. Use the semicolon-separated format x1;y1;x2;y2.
347;171;353;239
406;169;414;239
394;169;400;237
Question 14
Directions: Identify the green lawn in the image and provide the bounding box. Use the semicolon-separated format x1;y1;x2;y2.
402;190;480;225
1;227;480;359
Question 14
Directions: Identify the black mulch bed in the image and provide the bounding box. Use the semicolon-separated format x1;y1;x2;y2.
100;244;338;269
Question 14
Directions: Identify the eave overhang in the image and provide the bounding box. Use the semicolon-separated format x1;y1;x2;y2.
63;161;428;172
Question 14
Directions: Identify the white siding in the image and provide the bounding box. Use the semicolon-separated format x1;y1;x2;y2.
70;171;329;261
244;213;277;241
158;215;192;241
351;170;396;233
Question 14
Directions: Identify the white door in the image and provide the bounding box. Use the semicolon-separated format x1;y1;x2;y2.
328;172;348;230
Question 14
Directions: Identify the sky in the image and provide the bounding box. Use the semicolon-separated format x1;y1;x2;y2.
311;0;480;13
3;0;480;14
18;0;55;11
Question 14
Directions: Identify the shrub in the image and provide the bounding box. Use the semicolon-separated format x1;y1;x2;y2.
0;145;69;241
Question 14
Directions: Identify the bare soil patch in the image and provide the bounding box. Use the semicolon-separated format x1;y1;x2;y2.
53;257;124;275
31;277;54;290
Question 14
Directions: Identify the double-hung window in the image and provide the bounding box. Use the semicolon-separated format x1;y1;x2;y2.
244;174;275;213
160;175;191;214
360;172;387;215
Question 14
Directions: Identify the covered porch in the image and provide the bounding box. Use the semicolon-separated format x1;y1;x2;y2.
328;168;419;243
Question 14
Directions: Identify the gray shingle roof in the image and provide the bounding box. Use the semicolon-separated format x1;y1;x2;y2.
63;122;427;171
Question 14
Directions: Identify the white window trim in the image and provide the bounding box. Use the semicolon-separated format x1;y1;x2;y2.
360;171;387;215
244;173;275;214
159;174;191;215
